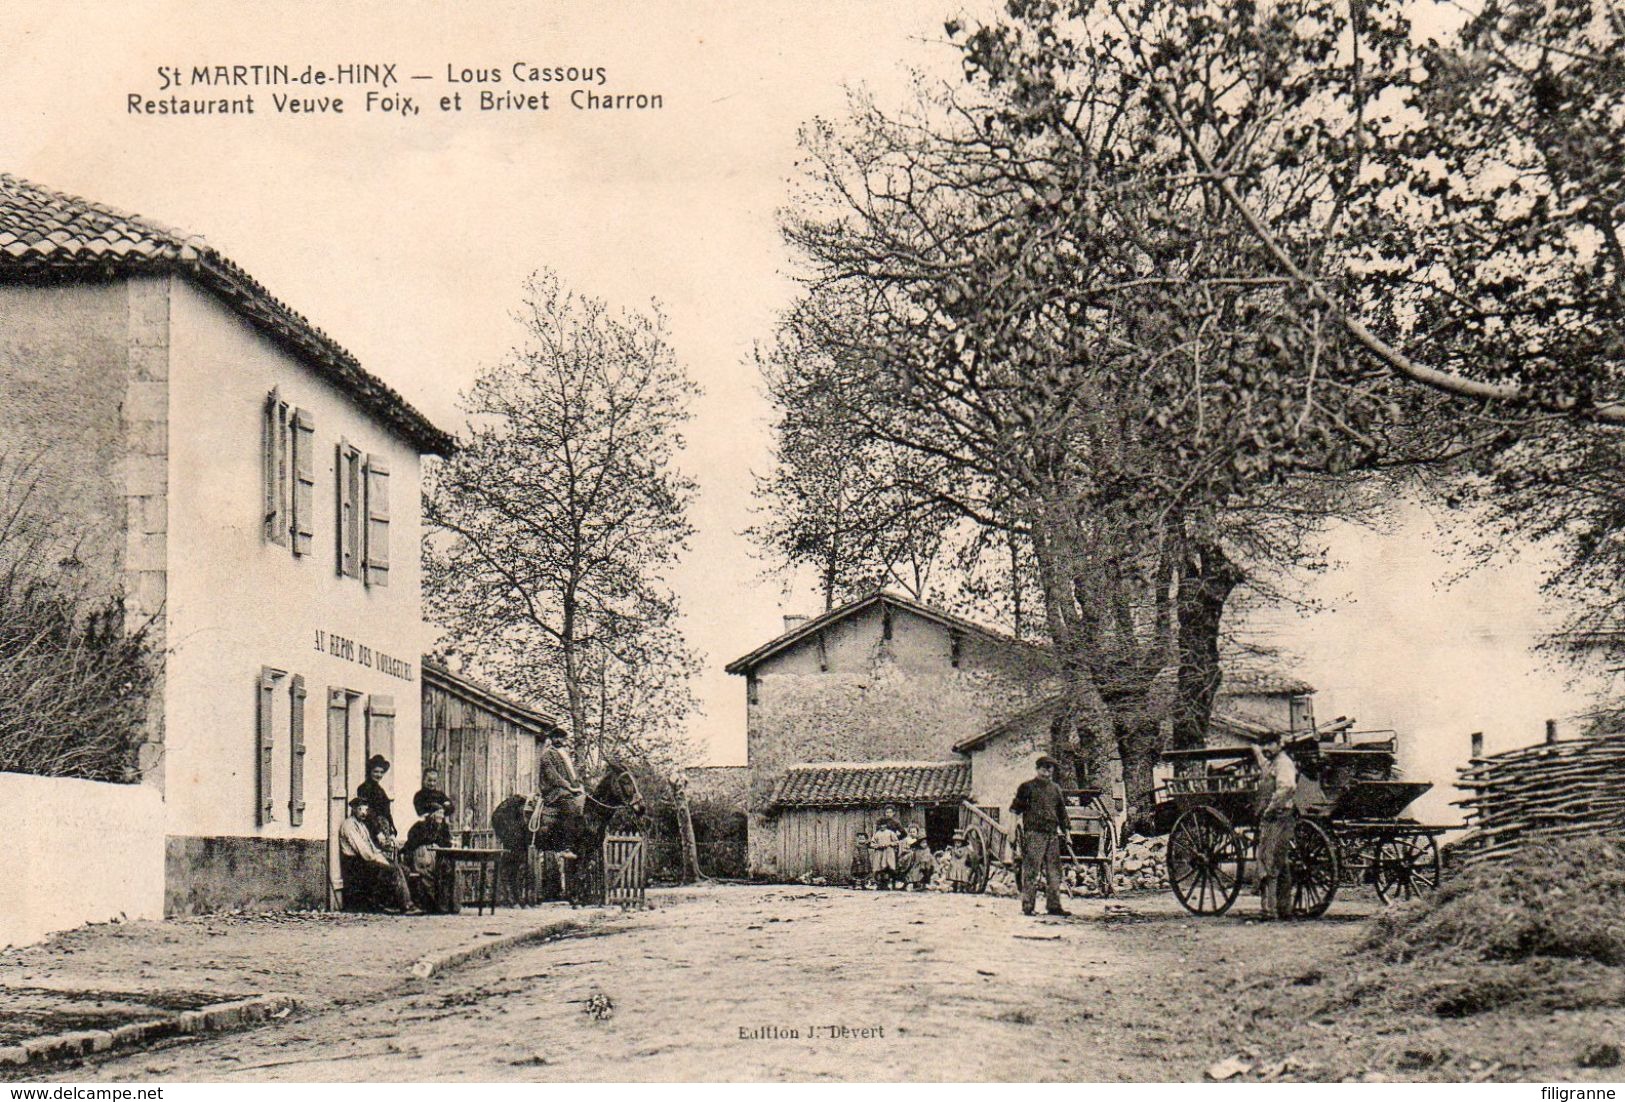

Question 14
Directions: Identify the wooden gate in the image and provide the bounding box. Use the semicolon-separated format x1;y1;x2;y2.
601;833;647;908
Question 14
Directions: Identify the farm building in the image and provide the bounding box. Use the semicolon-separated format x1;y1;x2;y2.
725;591;1057;879
420;659;566;843
727;589;1321;881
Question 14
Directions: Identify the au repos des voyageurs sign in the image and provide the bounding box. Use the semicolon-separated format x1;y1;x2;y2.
313;629;414;682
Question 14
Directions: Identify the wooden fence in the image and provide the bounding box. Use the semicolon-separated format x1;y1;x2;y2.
1456;733;1625;865
602;833;647;908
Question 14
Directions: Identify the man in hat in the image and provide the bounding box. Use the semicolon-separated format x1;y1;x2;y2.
538;729;585;815
1010;754;1072;916
1252;731;1298;920
338;798;416;913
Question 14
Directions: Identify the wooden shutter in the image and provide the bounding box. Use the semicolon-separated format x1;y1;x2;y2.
336;442;358;577
363;455;390;587
327;688;350;800
289;674;308;826
262;391;288;545
291;409;315;556
366;693;396;764
256;667;279;825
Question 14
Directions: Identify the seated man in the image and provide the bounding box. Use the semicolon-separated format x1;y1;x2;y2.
403;801;455;913
339;798;417;914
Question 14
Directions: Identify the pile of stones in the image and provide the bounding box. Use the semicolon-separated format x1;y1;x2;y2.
1110;834;1170;894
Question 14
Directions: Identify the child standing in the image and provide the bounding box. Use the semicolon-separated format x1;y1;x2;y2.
869;821;900;890
851;831;872;889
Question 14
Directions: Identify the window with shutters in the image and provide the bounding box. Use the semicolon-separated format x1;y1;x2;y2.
363;454;390;587
256;666;287;826
262;391;289;546
289;674;308;826
336;441;362;578
290;410;315;556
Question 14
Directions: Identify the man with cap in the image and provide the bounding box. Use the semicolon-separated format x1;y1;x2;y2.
1010;754;1072;917
338;798;416;913
1252;731;1298;920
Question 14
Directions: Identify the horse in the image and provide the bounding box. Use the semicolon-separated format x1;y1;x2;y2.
491;761;648;905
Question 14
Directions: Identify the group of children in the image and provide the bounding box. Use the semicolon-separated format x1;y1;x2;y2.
851;805;983;892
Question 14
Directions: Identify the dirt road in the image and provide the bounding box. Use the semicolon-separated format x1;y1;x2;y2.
75;885;1385;1082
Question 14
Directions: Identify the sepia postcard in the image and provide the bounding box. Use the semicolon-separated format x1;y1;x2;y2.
2;0;1624;1090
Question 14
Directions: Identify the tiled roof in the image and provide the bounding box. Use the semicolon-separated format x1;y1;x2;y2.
770;761;971;810
1219;670;1316;696
0;173;453;455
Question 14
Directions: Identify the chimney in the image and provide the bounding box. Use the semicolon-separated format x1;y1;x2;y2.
1470;731;1484;759
783;614;810;634
1546;719;1559;745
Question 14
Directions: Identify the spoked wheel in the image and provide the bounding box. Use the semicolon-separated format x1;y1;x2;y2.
1167;806;1245;915
1097;809;1118;897
1288;818;1340;918
966;826;992;894
1372;831;1441;903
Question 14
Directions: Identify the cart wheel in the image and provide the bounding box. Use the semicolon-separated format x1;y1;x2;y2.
1011;824;1025;894
1098;810;1118;897
1288;818;1339;918
966;826;992;894
1167;806;1244;915
1372;832;1441;903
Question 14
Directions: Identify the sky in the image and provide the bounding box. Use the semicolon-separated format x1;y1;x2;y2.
2;1;1612;811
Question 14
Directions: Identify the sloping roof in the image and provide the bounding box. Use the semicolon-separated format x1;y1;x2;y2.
725;589;1040;675
421;659;563;736
1218;670;1315;696
0;173;454;455
769;760;971;810
953;694;1065;754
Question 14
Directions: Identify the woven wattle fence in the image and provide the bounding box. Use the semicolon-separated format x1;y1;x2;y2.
1454;733;1625;865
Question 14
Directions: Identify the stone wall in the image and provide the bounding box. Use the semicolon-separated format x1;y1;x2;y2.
745;602;1054;876
163;836;326;915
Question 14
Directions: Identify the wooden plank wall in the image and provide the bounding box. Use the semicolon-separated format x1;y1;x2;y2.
421;680;542;836
776;804;932;880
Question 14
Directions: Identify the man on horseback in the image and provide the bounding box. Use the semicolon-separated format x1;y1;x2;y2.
537;728;586;834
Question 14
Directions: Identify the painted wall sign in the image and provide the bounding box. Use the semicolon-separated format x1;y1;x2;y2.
312;629;414;681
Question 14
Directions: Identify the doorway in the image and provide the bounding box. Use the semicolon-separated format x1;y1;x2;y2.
326;687;361;908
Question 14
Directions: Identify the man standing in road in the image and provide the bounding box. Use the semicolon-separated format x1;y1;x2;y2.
1252;731;1298;920
1011;754;1072;917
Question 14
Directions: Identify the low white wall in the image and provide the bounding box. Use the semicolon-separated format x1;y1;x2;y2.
0;771;165;948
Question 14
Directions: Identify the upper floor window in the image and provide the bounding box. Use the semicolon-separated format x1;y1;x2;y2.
336;438;390;587
262;390;315;556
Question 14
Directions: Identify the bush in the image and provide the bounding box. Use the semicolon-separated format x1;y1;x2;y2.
0;453;157;782
1363;836;1625;967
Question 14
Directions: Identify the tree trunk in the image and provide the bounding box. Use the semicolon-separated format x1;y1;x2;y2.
1172;541;1243;750
1113;712;1164;837
672;776;704;883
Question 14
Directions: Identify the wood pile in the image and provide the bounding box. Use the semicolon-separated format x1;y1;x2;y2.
1455;733;1625;865
1113;834;1170;893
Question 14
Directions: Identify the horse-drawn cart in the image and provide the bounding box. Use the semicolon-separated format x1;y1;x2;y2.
958;787;1119;896
1156;734;1447;918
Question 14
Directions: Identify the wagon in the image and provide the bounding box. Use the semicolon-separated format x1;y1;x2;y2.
957;787;1118;896
1154;734;1447;918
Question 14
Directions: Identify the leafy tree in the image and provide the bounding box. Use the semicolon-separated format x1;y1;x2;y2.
424;272;702;776
771;78;1422;821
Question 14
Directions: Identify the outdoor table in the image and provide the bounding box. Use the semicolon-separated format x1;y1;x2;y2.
433;847;506;915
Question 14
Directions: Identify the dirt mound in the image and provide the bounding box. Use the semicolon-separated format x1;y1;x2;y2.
1363;836;1625;967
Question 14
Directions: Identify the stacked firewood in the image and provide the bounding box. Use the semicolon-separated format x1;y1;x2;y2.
1455;733;1625;865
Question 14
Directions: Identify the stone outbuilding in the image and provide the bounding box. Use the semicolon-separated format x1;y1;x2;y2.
726;589;1321;881
725;590;1056;878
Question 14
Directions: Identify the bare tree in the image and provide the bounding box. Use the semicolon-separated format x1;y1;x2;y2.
424;272;702;775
